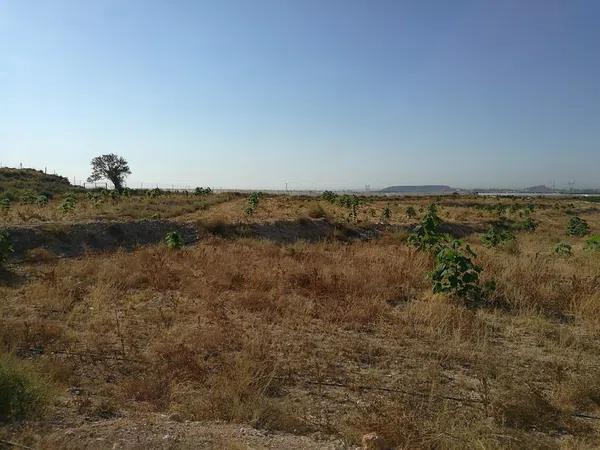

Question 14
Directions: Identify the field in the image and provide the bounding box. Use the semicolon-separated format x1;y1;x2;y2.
2;187;600;449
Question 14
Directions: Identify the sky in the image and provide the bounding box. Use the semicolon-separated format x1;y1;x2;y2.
1;0;599;190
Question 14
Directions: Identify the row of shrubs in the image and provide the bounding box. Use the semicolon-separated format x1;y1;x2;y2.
405;204;599;307
0;186;215;215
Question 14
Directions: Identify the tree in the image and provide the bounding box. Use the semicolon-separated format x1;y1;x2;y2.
87;154;131;192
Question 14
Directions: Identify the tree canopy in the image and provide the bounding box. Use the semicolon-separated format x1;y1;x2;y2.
87;154;131;192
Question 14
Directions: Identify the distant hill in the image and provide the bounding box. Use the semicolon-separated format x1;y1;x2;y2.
0;167;79;197
524;185;555;193
380;185;456;194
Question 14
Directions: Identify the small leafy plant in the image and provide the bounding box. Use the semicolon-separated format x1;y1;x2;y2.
0;231;14;266
0;198;10;213
407;204;446;252
553;242;572;257
36;194;49;207
584;234;600;252
349;197;359;222
429;240;488;306
520;217;537;232
406;206;417;219
59;194;76;213
334;194;360;222
566;216;590;237
321;190;338;203
480;225;515;248
491;203;507;217
382;206;391;221
20;190;38;205
165;231;184;250
245;192;262;216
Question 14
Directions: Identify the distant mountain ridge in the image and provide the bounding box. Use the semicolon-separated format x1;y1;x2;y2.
379;185;456;193
524;185;555;193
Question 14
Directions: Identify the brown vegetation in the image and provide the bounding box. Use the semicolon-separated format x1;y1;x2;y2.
1;194;600;448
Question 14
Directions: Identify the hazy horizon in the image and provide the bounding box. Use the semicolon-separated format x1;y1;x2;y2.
2;1;599;190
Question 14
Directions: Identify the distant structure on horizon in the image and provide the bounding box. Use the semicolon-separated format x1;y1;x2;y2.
379;185;456;194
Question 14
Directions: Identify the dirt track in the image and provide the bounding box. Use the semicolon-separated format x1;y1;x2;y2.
41;415;348;449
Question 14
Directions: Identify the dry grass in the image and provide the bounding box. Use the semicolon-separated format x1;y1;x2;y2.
0;191;238;224
1;195;600;448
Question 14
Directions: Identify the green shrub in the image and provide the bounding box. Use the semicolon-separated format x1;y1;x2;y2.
321;190;337;203
0;231;14;266
554;242;572;257
337;195;360;222
567;216;590;237
194;187;212;196
407;204;446;252
491;203;507;216
20;190;38;205
337;194;355;209
406;206;417;219
382;206;391;221
165;231;184;250
0;191;16;202
0;198;10;213
0;354;53;421
481;225;515;248
147;188;163;198
585;235;600;252
59;194;76;213
429;240;489;306
36;194;49;206
520;217;537;232
245;192;262;216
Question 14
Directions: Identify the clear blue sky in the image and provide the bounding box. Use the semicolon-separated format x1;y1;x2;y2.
1;1;599;190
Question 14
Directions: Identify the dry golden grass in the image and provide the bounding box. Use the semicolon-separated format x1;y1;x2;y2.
1;194;600;448
1;191;238;224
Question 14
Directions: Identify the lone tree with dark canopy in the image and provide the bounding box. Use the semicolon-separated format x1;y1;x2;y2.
87;154;131;192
